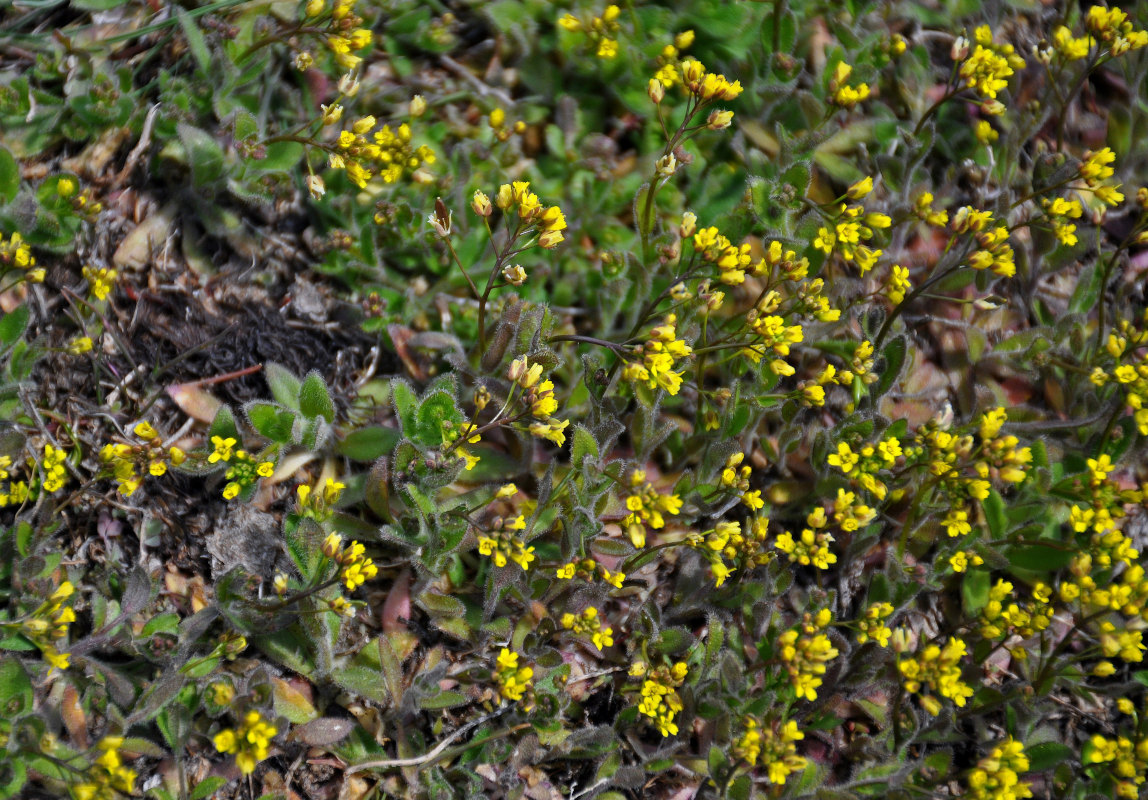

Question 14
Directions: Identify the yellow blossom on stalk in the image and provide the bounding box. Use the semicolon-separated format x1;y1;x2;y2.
949;549;983;573
82;265;117;301
897;635;974;714
622;314;692;396
636;662;688;736
20;581;76;672
0;232;37;276
829;62;869;108
555;557;625;588
778;612;838;700
734;718;808;785
73;736;138;800
958;26;1025;100
886;264;911;304
493;647;533;702
561;606;614;651
477;515;536;571
220;450;275;500
68;336;93;355
40;444;69;492
965;737;1032;800
213;710;277;775
856;602;895;647
623;469;683;547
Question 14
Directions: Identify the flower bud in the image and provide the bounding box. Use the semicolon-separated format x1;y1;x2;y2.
410;94;427;117
706;109;734;130
656;153;678;177
647;78;665;104
472;190;492;216
305;0;324;16
337;72;360;96
538;230;565;248
305;174;326;200
502;264;527;285
294;52;313;70
951;35;969;61
680;211;697;238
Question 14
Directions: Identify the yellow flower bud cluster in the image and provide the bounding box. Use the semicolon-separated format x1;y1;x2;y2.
733;718;808;785
957;26;1025;101
297;477;346;521
561;606;614;651
777;610;838;700
220;448;275;500
965;737;1032;800
20;581;76;672
622;468;683;548
508;356;570;446
636;661;688;736
73;736;137;800
98;422;187;498
622;314;693;396
813;180;888;274
492;181;567;249
897;635;974;715
477;514;535;571
213;710;277;775
555;557;624;588
0;231;43;283
322;532;378;591
330;120;435;189
493;647;533;702
828;62;869;109
558;4;621;60
1085;5;1148;55
1084;730;1148;799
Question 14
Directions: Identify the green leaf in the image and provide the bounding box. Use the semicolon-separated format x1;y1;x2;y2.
414;391;462;448
571;425;599;470
1007;543;1074;572
264;362;301;410
1026;741;1072;772
0;657;33;716
417;689;468;710
189;778;227;800
175;7;211;73
208;405;240;442
252;141;304;172
0;147;18;205
418;591;465;618
245;402;297;443
176;123;225;187
0;306;29;347
299;370;335;422
336;427;400;462
982;489;1007;539
873;335;906;399
962;569;991;615
391;380;418;436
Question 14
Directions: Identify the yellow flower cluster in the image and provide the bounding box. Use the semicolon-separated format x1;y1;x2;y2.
220;449;275;500
82;265;117;301
829;62;870;109
1091;324;1148;434
913;191;950;227
856;602;895;647
561;607;614;651
648;30;696;90
951;206;1016;277
775;507;837;571
897;635;974;715
743;308;803;373
477;514;536;570
1041;196;1083;247
0;455;29;507
304;0;373;69
213;710;277;775
40;443;68;492
733;718;807;785
1076;146;1125;207
958;25;1025;101
687;517;773;587
692;224;756;286
0;231;43;282
720;452;764;510
623;468;683;548
493;647;533;702
73;736;137;800
19;581;75;672
330;119;435;189
493;181;567;249
297;477;346;521
777;610;839;701
1084;731;1148;799
909;415;994;510
554;557;625;589
508;356;570;447
635;661;688;736
966;737;1032;800
814;183;890;274
321;533;378;591
978;406;1032;484
99;422;187;497
622;314;692;396
557;4;620;59
827;435;901;500
1085;5;1148;55
979;579;1054;642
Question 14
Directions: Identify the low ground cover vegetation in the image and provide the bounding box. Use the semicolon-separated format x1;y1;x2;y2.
1;1;1148;798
